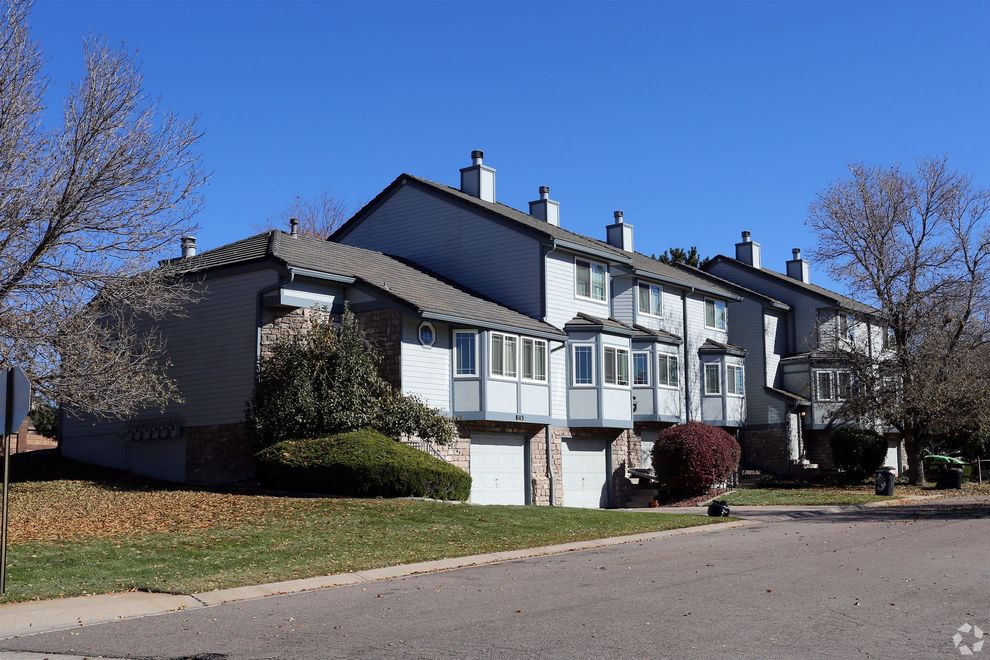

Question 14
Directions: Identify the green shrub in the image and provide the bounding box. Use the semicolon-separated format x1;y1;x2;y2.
652;422;741;496
247;306;455;449
829;427;887;478
256;428;471;501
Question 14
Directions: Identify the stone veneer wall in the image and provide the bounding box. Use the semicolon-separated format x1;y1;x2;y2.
738;425;792;475
184;422;255;485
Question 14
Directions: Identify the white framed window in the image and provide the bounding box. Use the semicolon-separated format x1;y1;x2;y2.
575;257;607;302
657;353;679;388
632;352;650;386
705;298;727;330
883;326;896;350
490;332;518;379
521;338;548;382
726;364;745;396
418;322;436;347
572;344;595;386
837;312;855;342
638;282;662;317
603;346;630;387
816;370;834;401
704;363;721;395
453;330;477;377
836;371;852;401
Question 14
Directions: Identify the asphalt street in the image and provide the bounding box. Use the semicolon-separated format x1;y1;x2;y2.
2;501;988;660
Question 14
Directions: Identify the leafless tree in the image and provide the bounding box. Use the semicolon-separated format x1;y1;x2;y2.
0;0;205;418
262;191;348;239
809;157;990;483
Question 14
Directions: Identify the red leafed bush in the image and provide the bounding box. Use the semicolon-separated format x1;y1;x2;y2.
651;422;741;495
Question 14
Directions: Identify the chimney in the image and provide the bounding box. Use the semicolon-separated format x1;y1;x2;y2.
180;236;196;259
605;210;634;253
459;149;496;203
289;217;299;237
786;248;811;283
528;185;560;226
735;230;762;268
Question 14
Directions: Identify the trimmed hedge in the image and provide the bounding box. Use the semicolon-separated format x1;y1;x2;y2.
829;427;887;479
256;429;471;501
652;422;741;496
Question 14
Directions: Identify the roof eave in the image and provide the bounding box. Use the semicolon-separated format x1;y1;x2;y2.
422;312;565;340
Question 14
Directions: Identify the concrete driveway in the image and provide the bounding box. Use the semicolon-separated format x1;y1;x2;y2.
2;500;988;659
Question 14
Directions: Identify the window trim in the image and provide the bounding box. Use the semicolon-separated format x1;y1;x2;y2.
571;343;596;387
835;370;852;401
632;351;651;387
704;297;728;331
489;331;519;381
603;346;630;388
574;256;608;303
452;329;478;378
704;362;722;395
418;322;436;347
656;352;680;389
521;337;549;384
815;370;834;401
726;363;745;397
637;282;663;317
882;326;896;350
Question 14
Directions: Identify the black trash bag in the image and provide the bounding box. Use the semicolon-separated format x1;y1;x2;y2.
707;500;730;517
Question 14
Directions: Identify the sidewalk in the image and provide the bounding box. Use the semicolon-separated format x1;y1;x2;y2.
0;518;755;641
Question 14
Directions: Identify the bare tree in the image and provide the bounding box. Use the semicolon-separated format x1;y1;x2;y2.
809;157;990;483
262;191;348;239
0;0;205;418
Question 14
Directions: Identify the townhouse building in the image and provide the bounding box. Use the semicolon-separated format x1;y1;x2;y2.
703;232;904;475
61;151;748;508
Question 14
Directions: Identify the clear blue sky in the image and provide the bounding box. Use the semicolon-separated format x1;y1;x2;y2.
30;0;990;293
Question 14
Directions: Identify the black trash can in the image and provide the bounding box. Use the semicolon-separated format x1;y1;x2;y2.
874;467;895;496
936;467;964;490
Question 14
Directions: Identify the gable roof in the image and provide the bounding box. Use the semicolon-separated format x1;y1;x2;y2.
697;338;746;356
177;231;564;338
334;174;740;300
704;255;877;316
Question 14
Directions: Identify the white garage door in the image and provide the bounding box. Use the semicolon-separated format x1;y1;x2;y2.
562;438;608;508
470;433;526;505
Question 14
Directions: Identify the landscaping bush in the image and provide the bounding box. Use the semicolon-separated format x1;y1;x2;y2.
651;422;741;496
256;428;472;501
829;427;887;478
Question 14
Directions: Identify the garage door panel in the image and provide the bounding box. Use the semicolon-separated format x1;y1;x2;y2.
470;433;526;505
562;438;608;508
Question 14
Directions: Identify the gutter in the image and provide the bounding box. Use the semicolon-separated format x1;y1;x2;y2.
421;312;564;342
633;268;742;302
552;238;632;264
288;267;356;285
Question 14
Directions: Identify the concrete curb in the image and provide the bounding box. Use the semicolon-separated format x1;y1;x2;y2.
0;519;756;640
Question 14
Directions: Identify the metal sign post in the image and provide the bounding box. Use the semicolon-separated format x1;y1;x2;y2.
0;366;31;596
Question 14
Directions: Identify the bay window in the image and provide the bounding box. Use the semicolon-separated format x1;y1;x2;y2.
633;352;650;386
604;346;629;387
453;330;477;377
490;332;518;379
521;338;548;382
573;344;594;386
657;353;679;388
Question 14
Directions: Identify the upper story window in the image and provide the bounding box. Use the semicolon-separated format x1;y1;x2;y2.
418;322;436;347
490;332;518;379
883;326;896;350
726;364;745;396
453;330;477;377
632;352;650;386
816;370;852;401
638;283;662;317
603;346;630;387
837;312;855;342
704;363;721;395
657;353;679;388
572;344;594;386
521;338;548;382
705;298;727;331
575;258;607;302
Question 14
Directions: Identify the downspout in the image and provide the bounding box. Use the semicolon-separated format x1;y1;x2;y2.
682;287;695;422
546;425;556;506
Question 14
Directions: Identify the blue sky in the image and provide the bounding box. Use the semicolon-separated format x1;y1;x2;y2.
29;0;990;292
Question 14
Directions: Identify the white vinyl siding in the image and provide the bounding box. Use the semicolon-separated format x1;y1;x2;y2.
604;346;630;387
453;330;477;377
573;344;595;386
704;363;721;395
490;332;518;379
638;282;662;316
575;257;607;302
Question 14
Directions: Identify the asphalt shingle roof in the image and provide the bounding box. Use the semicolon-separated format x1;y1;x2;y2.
177;231;563;338
563;313;636;336
698;338;746;356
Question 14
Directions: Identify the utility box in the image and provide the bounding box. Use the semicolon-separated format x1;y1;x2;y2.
875;467;895;496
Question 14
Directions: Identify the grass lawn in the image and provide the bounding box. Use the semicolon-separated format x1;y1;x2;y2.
1;455;723;604
719;488;895;506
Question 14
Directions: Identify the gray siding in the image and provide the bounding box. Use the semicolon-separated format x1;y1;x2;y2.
725;298;786;426
544;250;611;329
612;277;635;326
341;184;544;318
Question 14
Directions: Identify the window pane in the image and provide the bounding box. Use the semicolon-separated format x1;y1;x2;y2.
592;263;606;301
736;366;744;394
617;350;629;386
718;302;727;330
837;372;851;400
534;341;546;381
705;300;716;327
705;364;721;394
817;371;832;400
456;333;475;375
504;336;517;377
651;286;662;315
492;335;504;376
669;355;679;387
574;346;592;385
638;284;650;313
522;338;534;380
576;260;590;298
633;353;649;385
604;347;616;384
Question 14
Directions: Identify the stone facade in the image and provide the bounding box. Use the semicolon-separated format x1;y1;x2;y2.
353;308;402;390
184;422;255;485
738;425;792;475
